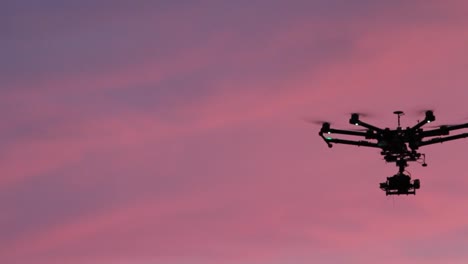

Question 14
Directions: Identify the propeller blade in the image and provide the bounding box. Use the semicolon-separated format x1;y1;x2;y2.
347;111;373;118
303;118;369;132
413;108;436;116
302;118;331;126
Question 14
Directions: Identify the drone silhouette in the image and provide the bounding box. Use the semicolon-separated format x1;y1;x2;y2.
315;111;468;196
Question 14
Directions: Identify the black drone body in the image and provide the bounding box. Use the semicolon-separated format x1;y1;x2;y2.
318;111;468;195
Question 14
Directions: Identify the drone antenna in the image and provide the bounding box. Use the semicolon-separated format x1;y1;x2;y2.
393;111;404;128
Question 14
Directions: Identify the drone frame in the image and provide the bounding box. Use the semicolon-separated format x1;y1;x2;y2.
317;111;468;195
318;111;468;151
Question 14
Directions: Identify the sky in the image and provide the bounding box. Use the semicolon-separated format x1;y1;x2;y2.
2;1;468;263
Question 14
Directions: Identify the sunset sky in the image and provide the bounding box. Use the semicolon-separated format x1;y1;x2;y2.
3;1;468;263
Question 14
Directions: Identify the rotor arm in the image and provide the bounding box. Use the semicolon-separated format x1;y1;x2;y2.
349;113;383;133
319;121;372;138
324;137;381;148
318;131;333;148
328;128;369;137
417;132;468;147
420;127;450;137
444;123;468;131
353;120;383;133
318;121;375;147
411;110;435;130
412;119;431;131
420;123;468;138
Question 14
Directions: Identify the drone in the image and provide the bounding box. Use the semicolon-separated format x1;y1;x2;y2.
316;111;468;196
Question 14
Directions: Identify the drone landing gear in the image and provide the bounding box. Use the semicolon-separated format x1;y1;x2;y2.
421;154;428;167
379;158;421;195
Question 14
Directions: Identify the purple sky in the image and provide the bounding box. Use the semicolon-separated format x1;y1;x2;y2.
3;1;468;263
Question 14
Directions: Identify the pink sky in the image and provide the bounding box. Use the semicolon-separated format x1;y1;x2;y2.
3;1;468;263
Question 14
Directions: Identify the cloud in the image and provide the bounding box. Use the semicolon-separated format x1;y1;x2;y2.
3;1;468;264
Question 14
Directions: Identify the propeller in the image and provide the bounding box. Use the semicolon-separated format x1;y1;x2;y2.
302;118;331;126
413;108;436;116
347;111;374;118
302;118;368;131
